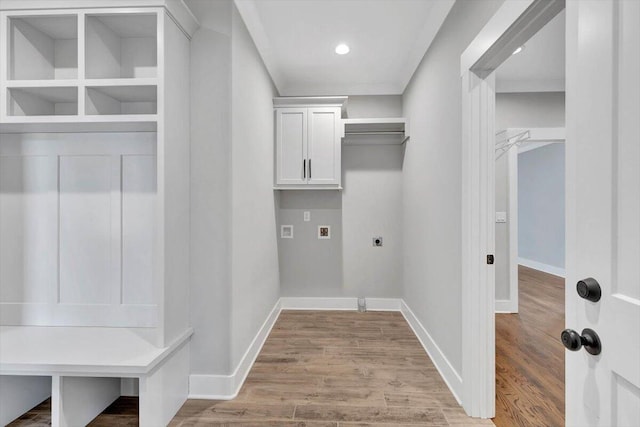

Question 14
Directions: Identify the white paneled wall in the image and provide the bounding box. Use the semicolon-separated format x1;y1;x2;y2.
0;132;156;327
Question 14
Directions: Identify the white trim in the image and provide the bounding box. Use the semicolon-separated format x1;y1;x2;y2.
507;147;519;313
461;0;536;76
461;70;496;418
495;299;517;313
400;301;463;403
188;299;282;400
518;257;565;278
280;297;357;311
364;298;402;311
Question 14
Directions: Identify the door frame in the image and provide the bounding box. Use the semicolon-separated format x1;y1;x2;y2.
459;0;566;417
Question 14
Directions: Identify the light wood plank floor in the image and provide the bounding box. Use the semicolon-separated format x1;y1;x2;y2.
10;311;494;426
493;265;565;427
170;310;492;426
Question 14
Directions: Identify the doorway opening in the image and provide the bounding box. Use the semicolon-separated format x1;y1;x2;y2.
491;10;566;426
459;0;566;418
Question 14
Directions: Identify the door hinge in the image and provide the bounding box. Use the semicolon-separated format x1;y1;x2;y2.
487;254;495;265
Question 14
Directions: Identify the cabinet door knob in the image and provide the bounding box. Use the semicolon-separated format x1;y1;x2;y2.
561;328;602;355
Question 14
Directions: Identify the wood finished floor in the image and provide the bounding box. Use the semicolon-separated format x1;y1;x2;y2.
11;311;494;426
493;265;565;427
170;310;493;426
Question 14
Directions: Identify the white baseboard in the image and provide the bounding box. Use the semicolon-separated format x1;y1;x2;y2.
190;297;460;405
495;299;518;313
188;299;282;400
518;257;565;278
400;301;463;404
280;297;357;310
364;298;402;311
280;297;402;311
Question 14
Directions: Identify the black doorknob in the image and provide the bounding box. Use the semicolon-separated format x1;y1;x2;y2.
561;328;602;355
577;278;601;302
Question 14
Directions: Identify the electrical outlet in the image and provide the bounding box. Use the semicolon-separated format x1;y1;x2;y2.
496;212;507;223
373;237;383;247
304;211;310;222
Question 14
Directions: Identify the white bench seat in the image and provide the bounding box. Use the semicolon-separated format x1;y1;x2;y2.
0;326;192;427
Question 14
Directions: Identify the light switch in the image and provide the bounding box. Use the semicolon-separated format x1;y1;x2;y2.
304;211;310;222
495;212;507;223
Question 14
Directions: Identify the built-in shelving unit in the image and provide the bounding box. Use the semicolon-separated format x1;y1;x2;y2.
342;117;410;145
0;3;195;426
0;9;161;132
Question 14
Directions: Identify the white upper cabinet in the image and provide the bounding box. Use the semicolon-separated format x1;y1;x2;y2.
276;108;307;185
274;97;345;189
307;107;340;185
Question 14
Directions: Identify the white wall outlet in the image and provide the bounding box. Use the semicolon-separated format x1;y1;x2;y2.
304;211;310;222
495;212;507;223
281;225;293;238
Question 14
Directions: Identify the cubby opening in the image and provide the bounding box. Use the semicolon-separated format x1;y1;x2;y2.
86;86;157;115
85;14;157;79
8;87;78;116
8;15;78;80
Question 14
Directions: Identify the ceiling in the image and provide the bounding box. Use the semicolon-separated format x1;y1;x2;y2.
233;0;455;96
495;10;565;93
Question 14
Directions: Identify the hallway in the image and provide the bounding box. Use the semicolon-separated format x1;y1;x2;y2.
494;265;565;427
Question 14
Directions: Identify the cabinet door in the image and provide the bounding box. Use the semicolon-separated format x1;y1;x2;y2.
276;108;307;185
307;107;341;185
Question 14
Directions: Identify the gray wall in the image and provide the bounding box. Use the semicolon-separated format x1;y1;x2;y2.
402;0;504;375
278;191;344;296
278;95;403;298
494;92;565;300
189;0;232;375
230;3;281;368
518;144;565;269
496;92;565;130
189;0;280;376
494;152;510;301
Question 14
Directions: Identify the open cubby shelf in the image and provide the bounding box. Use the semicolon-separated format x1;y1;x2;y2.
8;15;79;81
86;85;157;115
85;13;157;79
8;86;78;116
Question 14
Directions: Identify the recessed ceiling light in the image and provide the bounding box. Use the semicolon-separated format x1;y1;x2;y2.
335;44;350;55
512;45;524;55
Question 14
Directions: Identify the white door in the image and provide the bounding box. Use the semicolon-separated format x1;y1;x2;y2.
307;107;340;185
276;108;307;185
565;1;640;426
